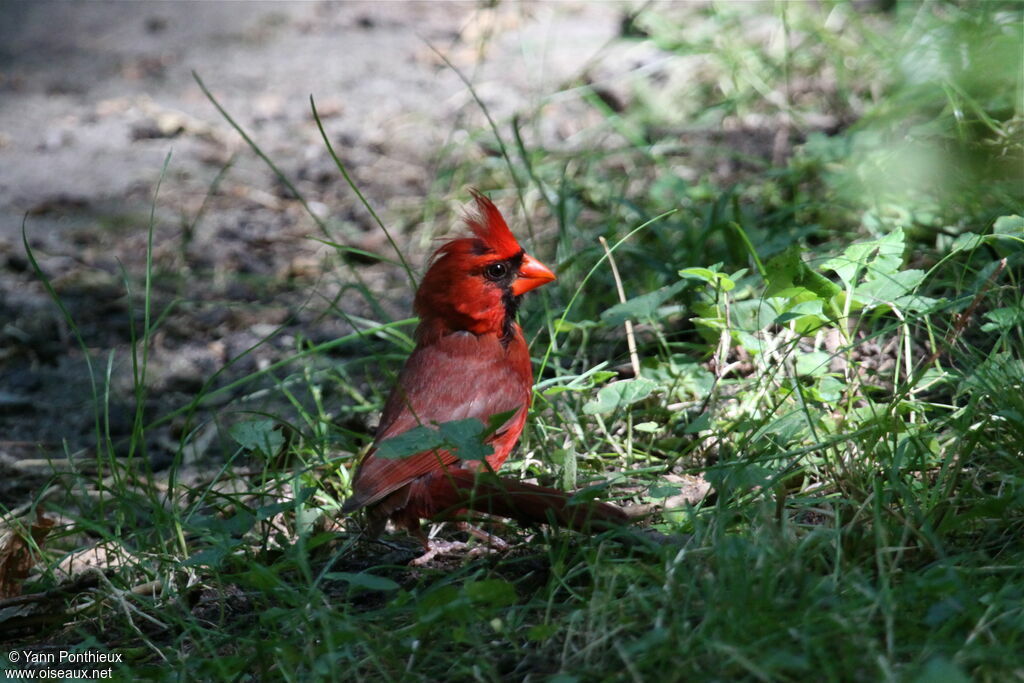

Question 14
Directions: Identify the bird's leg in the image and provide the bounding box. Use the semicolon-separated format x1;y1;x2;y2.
409;539;471;565
408;521;509;565
457;521;509;552
409;525;468;566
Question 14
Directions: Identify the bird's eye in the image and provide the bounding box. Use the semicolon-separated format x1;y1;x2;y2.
484;262;509;280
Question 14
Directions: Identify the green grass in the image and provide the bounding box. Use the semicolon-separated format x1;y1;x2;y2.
5;2;1024;680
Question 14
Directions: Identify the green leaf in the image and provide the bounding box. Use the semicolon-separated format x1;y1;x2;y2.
775;300;824;325
981;307;1024;332
815;376;845;403
182;546;231;568
649;484;682;498
439;418;494;461
464;579;517;607
375;425;444;459
583;378;657;415
553;318;599;333
485;409;519;435
191;511;255;538
795;351;832;378
634;421;661;433
950;231;984;253
527;623;558;641
990;216;1024;255
912;657;970;683
892;293;940;313
600;280;687;325
705;462;771;493
230;419;284;458
867;228;907;278
730;298;782;333
678;267;717;283
679;267;735;291
765;245;841;300
324;572;401;592
733;330;764;355
820;228;906;286
255;487;315;521
376;418;496;461
542;370;617;397
856;269;925;306
993;214;1024;235
684;413;711;434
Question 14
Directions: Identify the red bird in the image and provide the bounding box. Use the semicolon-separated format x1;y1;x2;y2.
343;191;626;556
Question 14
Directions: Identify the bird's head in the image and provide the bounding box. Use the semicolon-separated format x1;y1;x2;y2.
414;190;556;339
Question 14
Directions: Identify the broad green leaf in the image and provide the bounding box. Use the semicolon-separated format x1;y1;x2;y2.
991;215;1024;255
527;624;558;641
775;299;824;325
375;425;444;459
751;409;807;443
464;579;517;607
950;231;984;253
230;419;284;458
705;462;771;493
857;268;926;305
981;307;1024;332
183;546;232;568
583;378;657;415
731;298;782;333
765;244;842;300
993;214;1024;235
893;294;941;313
679;267;735;291
821;228;906;286
734;330;763;355
912;657;970;683
255;487;315;521
439;418;494;461
553;318;599;333
684;413;711;434
678;267;717;283
867;228;907;278
485;409;519;435
191;511;255;538
542;370;618;398
324;572;401;592
600;280;687;325
649;484;682;498
795;351;832;378
815;375;845;403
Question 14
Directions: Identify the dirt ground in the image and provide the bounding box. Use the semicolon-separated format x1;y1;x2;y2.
0;1;630;507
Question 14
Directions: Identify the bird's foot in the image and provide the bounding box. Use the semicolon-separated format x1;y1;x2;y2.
458;522;510;551
410;539;468;566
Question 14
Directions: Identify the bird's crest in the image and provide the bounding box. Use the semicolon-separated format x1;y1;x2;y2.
463;189;522;258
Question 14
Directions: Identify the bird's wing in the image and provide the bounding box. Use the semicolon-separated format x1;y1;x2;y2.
344;331;530;511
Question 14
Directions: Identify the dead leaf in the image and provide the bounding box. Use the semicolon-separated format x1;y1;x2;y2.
55;543;129;581
0;508;55;599
662;474;712;509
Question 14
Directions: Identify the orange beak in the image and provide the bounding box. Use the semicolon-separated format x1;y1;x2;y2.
512;253;556;296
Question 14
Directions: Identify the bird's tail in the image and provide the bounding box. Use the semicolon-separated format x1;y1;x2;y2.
426;468;628;533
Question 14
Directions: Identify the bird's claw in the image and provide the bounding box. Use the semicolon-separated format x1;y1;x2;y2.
409;534;508;565
410;539;469;565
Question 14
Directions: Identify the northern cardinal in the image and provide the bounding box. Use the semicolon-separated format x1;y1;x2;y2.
342;191;627;557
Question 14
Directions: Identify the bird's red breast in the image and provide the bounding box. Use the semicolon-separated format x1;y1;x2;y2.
342;192;556;535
